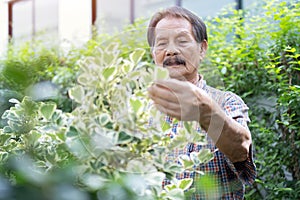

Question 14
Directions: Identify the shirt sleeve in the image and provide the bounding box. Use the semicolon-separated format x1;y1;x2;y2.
222;92;257;185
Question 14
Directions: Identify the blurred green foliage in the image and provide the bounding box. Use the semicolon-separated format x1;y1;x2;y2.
0;23;212;199
203;0;300;199
0;0;299;199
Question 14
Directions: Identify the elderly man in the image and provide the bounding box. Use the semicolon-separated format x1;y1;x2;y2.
147;6;256;199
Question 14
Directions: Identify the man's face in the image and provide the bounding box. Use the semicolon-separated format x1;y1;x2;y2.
152;17;205;82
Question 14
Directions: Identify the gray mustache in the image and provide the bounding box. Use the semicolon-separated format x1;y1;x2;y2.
163;56;186;67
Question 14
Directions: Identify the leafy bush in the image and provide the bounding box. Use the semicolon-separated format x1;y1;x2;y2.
204;0;300;199
0;0;299;199
0;42;215;199
0;18;151;119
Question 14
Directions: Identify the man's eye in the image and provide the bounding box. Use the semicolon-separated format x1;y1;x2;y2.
179;40;188;44
157;42;166;46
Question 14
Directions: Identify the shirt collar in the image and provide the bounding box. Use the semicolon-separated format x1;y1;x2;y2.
195;74;207;90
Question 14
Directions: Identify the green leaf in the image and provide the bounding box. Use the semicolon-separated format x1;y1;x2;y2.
82;174;108;191
255;179;265;184
168;131;187;149
190;132;206;145
102;67;116;80
197;149;214;164
165;184;177;192
0;134;11;146
26;130;42;147
1;110;17;120
68;85;84;103
128;71;142;79
126;160;148;173
177;178;193;191
144;172;166;186
154;67;169;81
130;98;143;114
40;102;57;120
22;97;38;116
2;126;12;133
8;98;20;104
166;164;183;173
103;52;116;66
121;60;134;74
183;122;192;134
190;152;200;166
66;126;79;138
275;187;293;192
117;131;132;144
77;73;90;85
179;155;194;170
142;73;153;86
129;48;145;65
285;47;296;53
99;113;110;126
167;188;184;200
161;121;171;132
66;136;90;158
0;152;8;161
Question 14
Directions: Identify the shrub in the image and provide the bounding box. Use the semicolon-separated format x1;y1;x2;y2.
0;0;299;199
0;44;214;199
204;0;300;199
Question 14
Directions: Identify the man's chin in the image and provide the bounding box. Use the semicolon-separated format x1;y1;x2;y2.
168;70;187;81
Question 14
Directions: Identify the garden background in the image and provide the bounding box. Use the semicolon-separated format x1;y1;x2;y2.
0;0;299;199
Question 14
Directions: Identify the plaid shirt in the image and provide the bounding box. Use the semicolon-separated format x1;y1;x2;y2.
153;77;256;199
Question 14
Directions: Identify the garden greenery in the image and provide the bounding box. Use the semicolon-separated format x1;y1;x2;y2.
0;0;299;199
203;1;300;199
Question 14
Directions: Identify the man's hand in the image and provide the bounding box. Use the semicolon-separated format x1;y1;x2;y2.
147;78;252;163
147;78;212;122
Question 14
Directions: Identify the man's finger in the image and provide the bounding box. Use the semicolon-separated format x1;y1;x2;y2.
148;83;179;103
153;103;181;120
155;79;192;92
151;96;180;111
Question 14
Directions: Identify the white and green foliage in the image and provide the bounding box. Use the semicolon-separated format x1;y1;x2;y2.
67;43;214;199
0;0;299;199
0;43;214;199
0;97;72;170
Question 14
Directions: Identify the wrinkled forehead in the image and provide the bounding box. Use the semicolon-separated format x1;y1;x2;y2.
155;29;192;40
154;17;193;39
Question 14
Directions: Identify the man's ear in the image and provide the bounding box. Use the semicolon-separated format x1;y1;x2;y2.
199;40;208;59
151;48;154;59
151;48;156;63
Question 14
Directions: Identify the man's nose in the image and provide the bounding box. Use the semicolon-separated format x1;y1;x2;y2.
165;44;179;56
166;50;179;56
